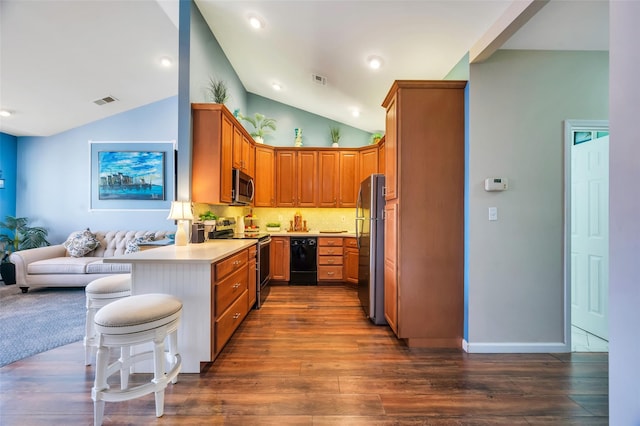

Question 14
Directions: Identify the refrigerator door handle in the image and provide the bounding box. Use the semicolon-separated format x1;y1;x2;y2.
355;186;363;248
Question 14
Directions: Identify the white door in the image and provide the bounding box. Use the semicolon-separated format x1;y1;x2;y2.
571;133;609;340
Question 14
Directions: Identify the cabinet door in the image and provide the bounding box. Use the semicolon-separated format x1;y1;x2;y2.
318;151;339;207
297;151;318;207
378;140;385;175
384;94;397;200
384;201;398;335
220;114;234;203
243;134;253;177
276;151;296;207
232;125;243;170
359;146;378;184
270;237;290;281
338;151;359;207
254;146;275;207
344;238;359;285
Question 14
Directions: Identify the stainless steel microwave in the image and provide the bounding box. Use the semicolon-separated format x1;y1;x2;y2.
232;168;254;205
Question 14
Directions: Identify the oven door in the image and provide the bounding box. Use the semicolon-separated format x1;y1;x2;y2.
256;237;271;308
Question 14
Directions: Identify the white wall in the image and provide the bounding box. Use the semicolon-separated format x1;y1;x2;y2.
609;1;640;423
467;50;608;350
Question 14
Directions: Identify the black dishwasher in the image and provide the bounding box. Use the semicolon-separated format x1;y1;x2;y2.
290;237;317;285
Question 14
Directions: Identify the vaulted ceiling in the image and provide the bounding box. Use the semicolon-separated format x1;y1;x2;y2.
0;0;608;137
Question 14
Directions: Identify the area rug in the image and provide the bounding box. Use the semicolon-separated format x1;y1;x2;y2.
0;284;85;367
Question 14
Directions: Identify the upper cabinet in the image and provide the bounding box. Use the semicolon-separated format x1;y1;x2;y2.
318;151;340;207
359;146;378;184
275;150;318;207
254;145;275;207
192;103;256;204
338;151;359;207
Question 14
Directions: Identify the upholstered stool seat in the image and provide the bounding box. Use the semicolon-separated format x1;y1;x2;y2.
84;274;132;365
91;293;182;426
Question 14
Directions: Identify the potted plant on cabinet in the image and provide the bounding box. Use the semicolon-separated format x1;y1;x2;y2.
0;216;50;285
207;76;230;104
371;132;383;144
238;112;277;144
330;125;341;147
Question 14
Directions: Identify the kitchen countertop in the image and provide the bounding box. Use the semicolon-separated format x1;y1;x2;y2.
103;239;257;264
268;231;356;237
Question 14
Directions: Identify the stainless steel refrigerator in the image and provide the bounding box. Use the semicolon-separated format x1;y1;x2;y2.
355;174;386;325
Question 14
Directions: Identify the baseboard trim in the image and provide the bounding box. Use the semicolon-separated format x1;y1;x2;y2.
464;341;570;353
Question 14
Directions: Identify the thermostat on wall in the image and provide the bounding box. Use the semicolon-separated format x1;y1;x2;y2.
484;177;508;191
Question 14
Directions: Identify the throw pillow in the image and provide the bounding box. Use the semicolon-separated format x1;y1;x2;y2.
63;228;101;258
124;233;156;255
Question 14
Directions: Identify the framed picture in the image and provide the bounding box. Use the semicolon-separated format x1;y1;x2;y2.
89;141;175;211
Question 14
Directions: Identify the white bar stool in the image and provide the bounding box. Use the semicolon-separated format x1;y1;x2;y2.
91;293;182;426
84;274;132;365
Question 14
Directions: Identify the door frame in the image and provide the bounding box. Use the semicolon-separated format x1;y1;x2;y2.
563;119;609;350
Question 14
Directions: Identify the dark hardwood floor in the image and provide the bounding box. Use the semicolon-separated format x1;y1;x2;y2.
0;285;608;425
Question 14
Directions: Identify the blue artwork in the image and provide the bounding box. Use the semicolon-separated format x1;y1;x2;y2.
98;151;165;200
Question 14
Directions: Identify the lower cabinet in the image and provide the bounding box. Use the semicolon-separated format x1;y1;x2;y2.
213;248;250;357
343;237;358;285
318;237;343;282
248;245;257;309
270;237;290;281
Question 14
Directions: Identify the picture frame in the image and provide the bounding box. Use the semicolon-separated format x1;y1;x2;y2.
89;141;176;211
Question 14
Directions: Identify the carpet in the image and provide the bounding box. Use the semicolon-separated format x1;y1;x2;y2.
0;284;86;367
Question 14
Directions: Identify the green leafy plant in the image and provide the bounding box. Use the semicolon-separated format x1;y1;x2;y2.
207;77;230;104
199;211;218;222
0;216;50;263
266;222;281;228
371;132;383;144
239;112;277;140
330;125;341;145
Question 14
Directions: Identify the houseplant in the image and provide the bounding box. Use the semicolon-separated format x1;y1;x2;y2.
207;76;230;104
0;216;50;285
371;132;383;144
330;125;341;147
239;112;277;144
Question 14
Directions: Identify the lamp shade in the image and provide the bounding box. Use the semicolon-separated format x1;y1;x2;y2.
167;201;194;221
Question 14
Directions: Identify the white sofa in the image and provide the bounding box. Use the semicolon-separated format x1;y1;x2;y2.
9;230;169;293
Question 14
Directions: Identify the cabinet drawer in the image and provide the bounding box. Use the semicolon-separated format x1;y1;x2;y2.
318;256;343;266
318;246;343;256
344;237;358;248
215;249;248;280
215;264;248;314
318;237;342;247
318;265;343;280
215;289;249;354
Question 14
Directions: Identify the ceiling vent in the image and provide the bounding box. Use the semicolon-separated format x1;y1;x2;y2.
311;74;327;86
93;95;118;106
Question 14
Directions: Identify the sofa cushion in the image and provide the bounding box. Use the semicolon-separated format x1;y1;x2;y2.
85;260;131;274
63;228;101;257
124;232;157;254
27;257;98;275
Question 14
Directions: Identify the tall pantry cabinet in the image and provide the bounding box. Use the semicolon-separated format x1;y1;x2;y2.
382;80;466;348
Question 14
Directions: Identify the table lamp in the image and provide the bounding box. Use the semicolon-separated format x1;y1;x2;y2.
167;201;194;246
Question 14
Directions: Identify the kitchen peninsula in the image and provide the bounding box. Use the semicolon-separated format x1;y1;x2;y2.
104;239;257;373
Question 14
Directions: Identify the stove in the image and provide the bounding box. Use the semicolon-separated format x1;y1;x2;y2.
209;217;272;309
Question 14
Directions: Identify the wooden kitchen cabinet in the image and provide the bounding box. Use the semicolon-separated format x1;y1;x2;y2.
191;104;234;204
213;248;250;357
254;145;275;207
275;150;318;207
343;237;358;285
359;146;378;184
270;237;290;281
378;138;385;175
338;151;359;207
317;237;343;282
381;80;465;348
318;151;339;207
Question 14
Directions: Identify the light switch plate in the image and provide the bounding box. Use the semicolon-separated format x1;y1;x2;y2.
488;207;498;221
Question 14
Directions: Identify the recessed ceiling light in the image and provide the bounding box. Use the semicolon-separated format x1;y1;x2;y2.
272;82;282;91
352;109;360;118
0;110;12;117
159;56;173;67
367;55;383;70
248;15;264;29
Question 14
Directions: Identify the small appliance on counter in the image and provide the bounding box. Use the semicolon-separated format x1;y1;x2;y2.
191;223;205;243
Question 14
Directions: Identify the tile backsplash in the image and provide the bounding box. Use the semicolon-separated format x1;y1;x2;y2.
193;204;356;233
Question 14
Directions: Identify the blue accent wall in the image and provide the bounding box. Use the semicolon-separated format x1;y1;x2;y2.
0;132;17;222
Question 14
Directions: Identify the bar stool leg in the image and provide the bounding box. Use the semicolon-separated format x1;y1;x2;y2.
119;346;130;389
152;337;166;417
92;343;109;426
84;301;95;365
168;330;179;384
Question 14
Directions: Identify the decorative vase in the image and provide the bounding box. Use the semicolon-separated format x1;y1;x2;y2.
294;128;303;147
332;142;339;148
254;136;264;144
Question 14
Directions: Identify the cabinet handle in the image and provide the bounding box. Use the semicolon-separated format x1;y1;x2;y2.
327;249;334;254
233;260;241;265
233;283;240;289
328;259;334;264
327;272;335;276
233;312;241;319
